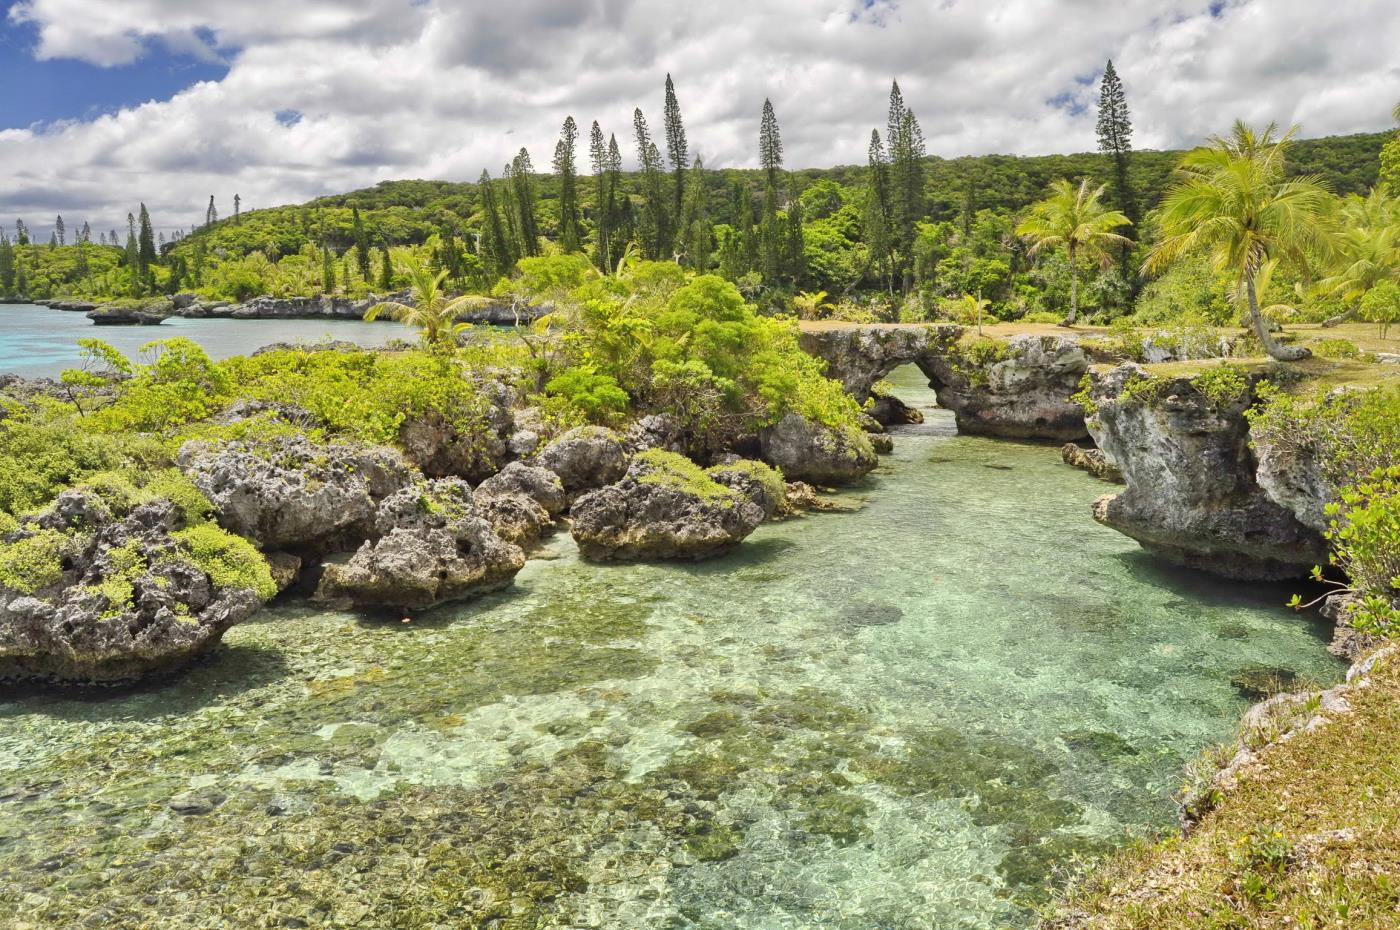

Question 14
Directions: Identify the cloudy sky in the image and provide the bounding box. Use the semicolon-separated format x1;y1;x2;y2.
1;0;1397;239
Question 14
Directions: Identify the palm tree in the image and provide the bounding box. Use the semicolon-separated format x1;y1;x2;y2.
363;257;482;349
1146;121;1334;362
1016;179;1131;326
792;290;834;320
1318;185;1400;325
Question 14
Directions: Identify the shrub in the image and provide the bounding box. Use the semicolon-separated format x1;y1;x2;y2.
635;449;737;503
543;368;630;423
0;528;71;594
1360;280;1399;338
1311;338;1362;359
175;523;277;600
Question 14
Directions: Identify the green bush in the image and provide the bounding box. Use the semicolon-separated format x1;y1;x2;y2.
543;368;629;423
0;528;70;594
1311;338;1362;359
175;523;277;601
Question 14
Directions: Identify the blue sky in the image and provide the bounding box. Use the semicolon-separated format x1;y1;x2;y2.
0;16;226;129
0;0;1396;237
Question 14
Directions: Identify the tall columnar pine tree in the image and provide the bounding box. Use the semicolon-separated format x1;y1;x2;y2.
15;220;28;245
864;129;894;293
510;148;542;257
885;81;926;293
351;207;371;281
79;221;90;243
234;194;242;225
0;233;13;294
634;108;671;259
322;246;337;294
378;246;394;292
663;74;689;221
205;196;217;229
554;116;583;253
477;169;516;278
784;177;806;285
1096;59;1138;279
1017;178;1131;326
677;155;712;270
589;121;614;272
54;215;65;246
137;204;157;274
758;99;786;285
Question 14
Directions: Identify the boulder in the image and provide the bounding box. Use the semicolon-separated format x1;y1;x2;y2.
474;462;567;517
534;426;630;496
570;451;767;561
759;413;877;485
1253;435;1332;533
624;413;688;455
868;393;924;426
0;492;270;684
399;379;517;483
87;303;170;326
1060;442;1123;484
919;334;1090;441
1086;364;1326;580
179;436;413;552
315;479;524;610
707;460;786;520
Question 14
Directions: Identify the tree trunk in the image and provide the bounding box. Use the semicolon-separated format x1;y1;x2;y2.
1246;273;1311;361
1321;305;1357;328
1062;243;1079;327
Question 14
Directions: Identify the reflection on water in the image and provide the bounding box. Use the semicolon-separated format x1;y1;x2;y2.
0;366;1341;928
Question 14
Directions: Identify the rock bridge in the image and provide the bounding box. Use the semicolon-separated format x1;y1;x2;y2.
796;323;1092;442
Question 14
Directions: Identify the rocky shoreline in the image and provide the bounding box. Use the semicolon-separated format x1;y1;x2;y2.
32;294;544;326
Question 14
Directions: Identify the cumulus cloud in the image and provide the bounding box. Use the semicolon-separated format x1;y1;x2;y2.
2;0;1397;236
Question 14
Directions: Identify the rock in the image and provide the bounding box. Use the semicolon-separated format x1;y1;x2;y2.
474;462;567;517
534;426;630;496
707;460;786;520
921;335;1090;441
0;492;269;685
1254;434;1332;533
867;393;924;426
265;552;303;594
473;493;552;548
797;324;960;401
570;451;766;561
315;479;524;610
624;414;688;455
869;433;894;454
169;789;226;816
1377;352;1400;365
1323;593;1390;661
1060;442;1123;483
399;379;517;483
87;303;170;325
759;413;876;485
1086;364;1326;580
179;436;413;552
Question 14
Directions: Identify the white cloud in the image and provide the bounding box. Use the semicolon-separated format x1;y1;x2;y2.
2;0;1398;237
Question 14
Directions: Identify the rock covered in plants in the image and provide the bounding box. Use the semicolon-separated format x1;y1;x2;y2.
1060;443;1123;483
315;478;525;610
570;450;767;561
1086;364;1326;580
534;426;630;496
922;334;1090;441
707;459;787;520
178;436;413;552
759;413;877;486
0;488;274;684
399;378;518;484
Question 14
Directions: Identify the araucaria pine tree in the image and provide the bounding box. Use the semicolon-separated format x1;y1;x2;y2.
589;121;615;272
476;169;516;278
234;193;242;224
509;148;542;257
553;117;583;253
1096;59;1138;275
54;215;65;246
634;108;671;259
758;99;787;285
205;196;217;229
864;129;894;293
663;74;689;221
322;246;337;294
351;207;371;281
885;81;926;293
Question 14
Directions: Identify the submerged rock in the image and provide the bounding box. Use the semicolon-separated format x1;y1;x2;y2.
922;335;1090;441
759;413;877;485
570;451;767;561
0;491;271;685
534;426;630;496
179;436;413;552
315;479;524;611
1086;364;1326;580
1060;443;1123;484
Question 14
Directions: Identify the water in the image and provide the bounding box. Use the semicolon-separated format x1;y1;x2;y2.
0;304;415;377
0;367;1341;929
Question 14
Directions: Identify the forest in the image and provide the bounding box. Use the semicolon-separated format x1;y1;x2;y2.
1;69;1396;334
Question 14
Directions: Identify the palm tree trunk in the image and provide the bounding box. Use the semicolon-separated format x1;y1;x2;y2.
1246;273;1310;361
1062;243;1079;327
1321;305;1357;328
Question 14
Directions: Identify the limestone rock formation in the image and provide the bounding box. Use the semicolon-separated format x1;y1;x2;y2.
1086;364;1326;580
0;492;270;684
316;479;524;610
473;462;567;548
1060;442;1123;483
179;436;413;551
797;324;960;400
922;334;1090;441
570;451;767;561
399;379;517;483
759;413;877;485
534;426;630;496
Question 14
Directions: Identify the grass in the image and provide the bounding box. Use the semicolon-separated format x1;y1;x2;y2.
1049;648;1400;930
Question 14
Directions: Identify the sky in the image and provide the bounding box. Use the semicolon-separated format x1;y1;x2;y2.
0;0;1397;240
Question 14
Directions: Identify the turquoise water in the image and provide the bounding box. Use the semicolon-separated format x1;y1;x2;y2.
0;304;412;377
0;368;1341;929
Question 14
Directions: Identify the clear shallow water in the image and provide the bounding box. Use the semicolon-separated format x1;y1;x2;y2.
0;304;411;377
0;368;1341;929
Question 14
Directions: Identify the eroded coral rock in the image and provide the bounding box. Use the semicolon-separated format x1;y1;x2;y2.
759;413;876;485
534;426;630;496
